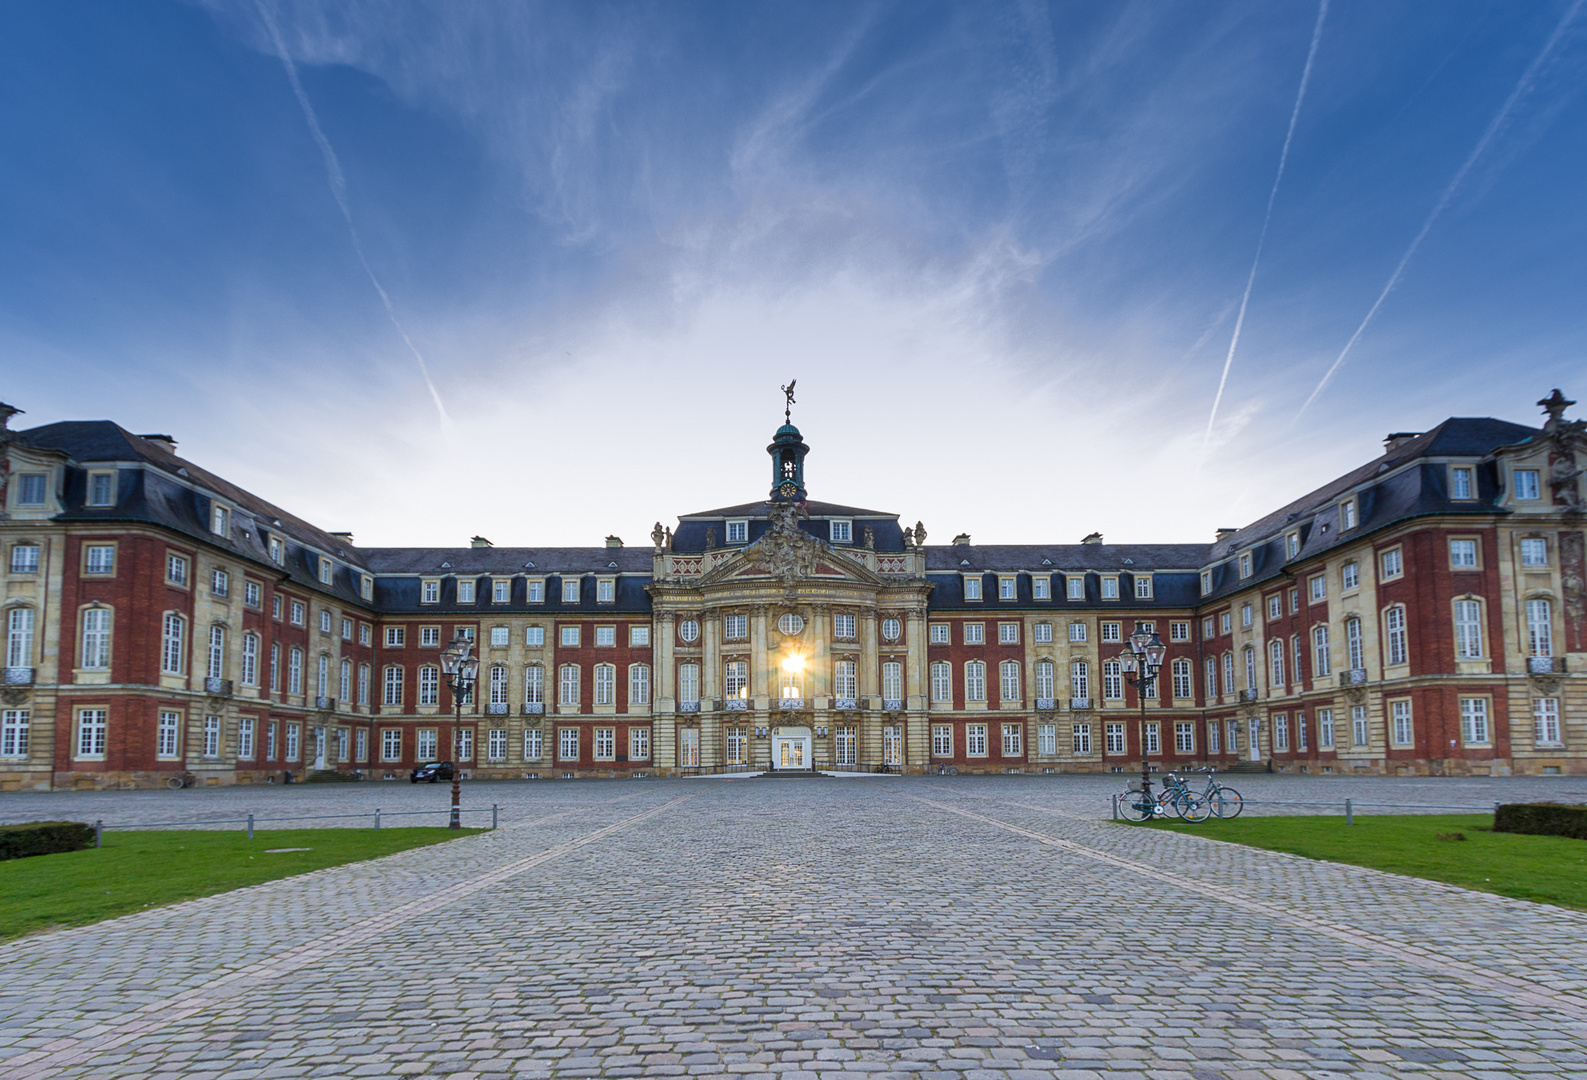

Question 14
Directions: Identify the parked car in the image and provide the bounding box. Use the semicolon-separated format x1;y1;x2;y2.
410;761;455;783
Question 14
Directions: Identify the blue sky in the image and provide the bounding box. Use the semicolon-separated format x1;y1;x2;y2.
2;1;1583;547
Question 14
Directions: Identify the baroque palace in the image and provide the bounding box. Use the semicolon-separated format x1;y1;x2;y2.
0;390;1583;789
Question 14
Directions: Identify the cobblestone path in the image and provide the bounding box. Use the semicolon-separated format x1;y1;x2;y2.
2;776;1585;1079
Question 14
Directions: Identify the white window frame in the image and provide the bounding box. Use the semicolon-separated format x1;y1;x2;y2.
725;519;749;544
829;519;853;544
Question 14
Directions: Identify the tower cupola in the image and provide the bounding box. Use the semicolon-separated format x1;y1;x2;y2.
768;380;809;503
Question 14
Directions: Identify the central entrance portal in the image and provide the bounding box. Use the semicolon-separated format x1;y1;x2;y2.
771;727;812;771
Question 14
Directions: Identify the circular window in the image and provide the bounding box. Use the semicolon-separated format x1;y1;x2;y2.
777;612;805;636
678;619;700;643
881;618;901;641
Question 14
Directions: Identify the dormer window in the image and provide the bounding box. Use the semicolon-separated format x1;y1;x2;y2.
493;578;510;603
1285;531;1300;559
212;505;231;537
457;579;476;604
963;575;982;601
421;579;440;604
1238;553;1252;579
1134;575;1153;599
1032;576;1050;600
15;474;47;507
562;578;580;603
998;576;1016;600
725;519;749;544
361;574;374;601
1450;465;1475;500
1067;576;1085;600
1339;498;1358;530
596;577;616;603
1200;570;1213;595
87;471;116;507
1514;468;1541;501
268;537;284;565
1100;576;1119;600
829;519;852;544
318;557;333;584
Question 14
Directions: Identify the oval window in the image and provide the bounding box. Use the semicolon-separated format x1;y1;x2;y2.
777;612;805;636
678;619;700;643
881;618;901;641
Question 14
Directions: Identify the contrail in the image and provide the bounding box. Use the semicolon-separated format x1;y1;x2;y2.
1295;0;1583;422
254;0;450;426
1201;0;1328;456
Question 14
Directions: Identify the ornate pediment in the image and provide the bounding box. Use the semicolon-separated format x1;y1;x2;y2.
697;503;887;587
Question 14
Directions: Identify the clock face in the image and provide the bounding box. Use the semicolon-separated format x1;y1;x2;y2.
779;481;798;497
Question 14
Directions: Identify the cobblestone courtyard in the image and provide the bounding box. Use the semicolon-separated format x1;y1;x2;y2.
2;774;1586;1080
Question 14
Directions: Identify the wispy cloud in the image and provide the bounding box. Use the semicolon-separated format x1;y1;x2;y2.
253;0;449;426
1201;0;1328;458
1294;0;1584;422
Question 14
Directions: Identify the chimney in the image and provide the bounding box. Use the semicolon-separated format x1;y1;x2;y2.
605;535;623;548
952;533;971;546
1383;432;1420;452
470;536;492;549
1215;527;1238;541
329;531;354;545
1080;532;1102;545
139;433;178;454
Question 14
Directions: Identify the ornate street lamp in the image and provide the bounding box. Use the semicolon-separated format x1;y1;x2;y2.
1117;624;1168;799
439;633;479;830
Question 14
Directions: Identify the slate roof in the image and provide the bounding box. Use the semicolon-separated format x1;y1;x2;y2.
359;548;654;574
923;544;1210;572
680;500;898;519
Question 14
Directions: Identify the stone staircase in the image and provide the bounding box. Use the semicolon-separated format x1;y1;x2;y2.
305;769;363;783
1221;760;1269;775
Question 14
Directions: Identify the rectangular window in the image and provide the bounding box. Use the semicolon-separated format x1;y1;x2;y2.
524;665;545;704
487;728;507;761
630;664;650;705
1350;704;1368;747
930;662;951;703
1238;553;1252;579
158;612;183;675
417;729;438;760
1071;723;1091;755
526;626;545;647
560;626;580;647
75;708;107;758
725;519;748;544
360;623;371;646
16;474;47;506
1268;641;1283;688
1340;499;1358;530
85;471;115;507
829;519;852;544
595;625;616;647
358;663;370;706
156;710;181;758
1241;603;1253;628
1200;570;1212;596
1454;600;1484;659
1033;622;1052;643
1071;662;1089;702
422;580;440;604
1069;622;1087;642
1135;575;1152;599
1036;722;1056;755
1450;466;1474;500
630;625;650;647
1520;538;1548;566
594;727;615;760
203;715;222;758
1171;659;1191;700
1286;532;1300;559
966;723;988;756
561;578;581;605
1385;606;1408;666
724;614;747;640
1312;625;1331;677
523;728;542;761
1308;575;1326;602
930;724;952;757
881;661;902;702
490;626;510;648
1101;622;1121;643
1103;661;1122;701
492;579;511;604
930;623;949;644
594;665;616;705
81;608;111;670
1380;548;1403;580
1175;722;1194;754
1068;576;1085;600
85;545;115;575
1272;716;1288;752
1341;562;1359;591
832;613;856;639
964;623;984;645
1449;539;1478;569
1526;599;1552;656
383;666;404;706
382;728;401;761
1514;468;1541;500
963;576;982;601
998;622;1019;644
1001;723;1022;757
1267;595;1281;620
1535;697;1561;745
596;579;615;603
629;726;650;761
385;626;405;647
1460;697;1490;745
998;661;1020;702
165;553;189;587
1297;712;1308;750
418;666;439;707
1170;621;1190;642
1208;721;1219;754
1289;588;1300;613
1033;576;1050;600
559;727;580;761
528;580;545;603
319;610;332;634
457;580;476;604
290;601;305;625
965;662;986;702
999;577;1016;600
678;663;700;705
1100;576;1119;599
1220;612;1231;635
1391;700;1414;747
1105;723;1125;755
560;664;580;705
1346;618;1364;671
458;729;476;762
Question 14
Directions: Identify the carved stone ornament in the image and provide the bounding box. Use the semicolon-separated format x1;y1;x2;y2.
752;502;822;584
651;522;666;550
0;687;27;706
1531;675;1562;697
1344;685;1368;706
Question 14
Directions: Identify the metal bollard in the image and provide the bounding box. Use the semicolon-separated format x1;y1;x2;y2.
374;808;380;831
492;804;498;830
246;813;254;840
94;819;102;849
1111;794;1118;821
1345;798;1353;826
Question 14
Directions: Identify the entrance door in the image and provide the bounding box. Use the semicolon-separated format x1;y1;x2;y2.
314;726;327;770
1248;719;1261;761
772;727;812;770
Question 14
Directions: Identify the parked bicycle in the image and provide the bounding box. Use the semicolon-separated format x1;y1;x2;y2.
166;770;197;790
1117;771;1210;823
1188;767;1244;818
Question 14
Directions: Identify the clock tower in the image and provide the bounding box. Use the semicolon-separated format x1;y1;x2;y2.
768;421;809;503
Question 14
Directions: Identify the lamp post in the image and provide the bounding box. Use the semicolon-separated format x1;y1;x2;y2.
439;633;479;830
1117;624;1168;797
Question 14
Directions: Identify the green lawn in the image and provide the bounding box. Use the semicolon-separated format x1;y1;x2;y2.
1141;814;1587;911
0;827;477;940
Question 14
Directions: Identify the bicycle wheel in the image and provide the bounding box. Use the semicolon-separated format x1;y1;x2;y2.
166;775;184;790
1174;792;1211;823
1209;785;1244;818
1118;792;1154;821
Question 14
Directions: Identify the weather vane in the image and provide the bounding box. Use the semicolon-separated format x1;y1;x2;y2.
781;379;797;423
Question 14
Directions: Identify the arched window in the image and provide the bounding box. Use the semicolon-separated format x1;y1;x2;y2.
1345;617;1364;670
677;662;700;705
207;625;226;680
240;633;259;686
524;664;544;704
1035;660;1054;699
1171;657;1192;699
1268;639;1284;687
594;663;616;705
1384;606;1408;666
1243;646;1256;691
1220;652;1234;696
1204;656;1216;699
340;658;352;703
1526;598;1553;657
1071;660;1090;702
418;664;439;706
81;608;111;670
629;664;650;705
160;612;184;675
382;665;404;706
490;664;509;704
999;660;1020;702
559;664;581;705
1312;625;1331;677
833;659;857;699
1454;600;1483;659
288;646;304;694
358;663;370;706
964;661;987;702
317;654;329;699
1103;660;1122;700
930;661;951;702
